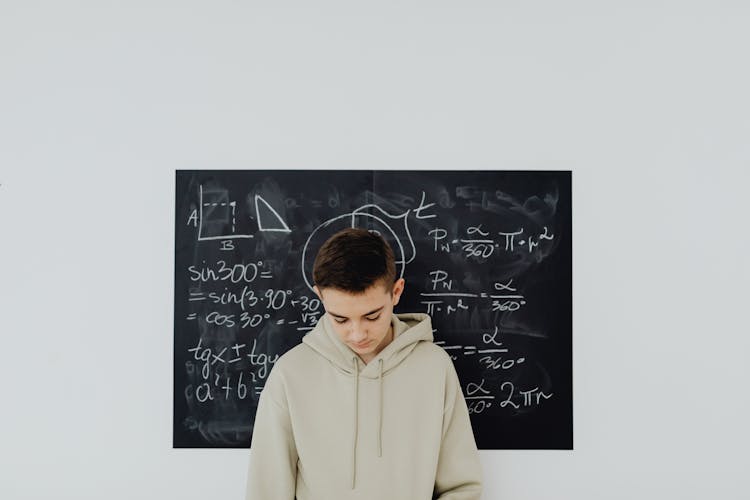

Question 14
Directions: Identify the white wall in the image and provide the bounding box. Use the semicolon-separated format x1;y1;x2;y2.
1;1;748;499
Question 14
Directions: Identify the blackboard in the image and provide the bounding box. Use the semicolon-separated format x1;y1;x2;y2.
173;170;572;449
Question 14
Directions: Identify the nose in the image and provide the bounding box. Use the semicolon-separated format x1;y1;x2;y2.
349;323;368;342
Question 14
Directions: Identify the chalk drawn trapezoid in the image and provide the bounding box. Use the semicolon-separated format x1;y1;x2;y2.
255;195;291;232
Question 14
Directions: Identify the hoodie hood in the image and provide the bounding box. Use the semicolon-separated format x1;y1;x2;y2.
302;311;434;489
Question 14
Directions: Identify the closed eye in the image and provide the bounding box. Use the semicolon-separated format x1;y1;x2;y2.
334;315;380;324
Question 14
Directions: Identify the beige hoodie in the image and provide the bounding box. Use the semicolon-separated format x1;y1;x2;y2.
245;312;483;500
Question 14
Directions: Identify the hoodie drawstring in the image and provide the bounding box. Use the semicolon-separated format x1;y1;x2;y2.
350;356;385;490
377;358;383;457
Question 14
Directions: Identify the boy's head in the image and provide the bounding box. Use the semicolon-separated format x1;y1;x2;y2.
312;227;405;361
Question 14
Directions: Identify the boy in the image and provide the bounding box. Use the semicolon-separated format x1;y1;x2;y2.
245;227;483;499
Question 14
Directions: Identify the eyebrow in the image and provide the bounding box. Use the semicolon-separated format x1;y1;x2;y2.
328;306;385;319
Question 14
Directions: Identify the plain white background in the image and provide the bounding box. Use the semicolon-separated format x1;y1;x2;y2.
1;1;748;499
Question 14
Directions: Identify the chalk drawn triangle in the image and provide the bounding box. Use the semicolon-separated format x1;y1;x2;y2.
255;195;291;232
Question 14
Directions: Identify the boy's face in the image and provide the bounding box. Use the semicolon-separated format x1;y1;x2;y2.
313;278;405;362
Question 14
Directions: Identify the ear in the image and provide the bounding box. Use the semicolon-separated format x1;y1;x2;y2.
313;285;323;301
392;278;405;305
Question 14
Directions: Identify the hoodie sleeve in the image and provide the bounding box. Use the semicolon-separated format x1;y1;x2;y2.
433;357;484;500
245;365;298;500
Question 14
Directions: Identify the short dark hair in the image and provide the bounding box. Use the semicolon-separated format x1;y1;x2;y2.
312;227;396;296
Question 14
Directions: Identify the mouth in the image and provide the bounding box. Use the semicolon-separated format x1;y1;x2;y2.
353;340;371;348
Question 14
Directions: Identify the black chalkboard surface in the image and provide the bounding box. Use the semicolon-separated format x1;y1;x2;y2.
173;170;572;449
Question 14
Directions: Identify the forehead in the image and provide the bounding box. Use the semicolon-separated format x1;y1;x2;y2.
320;286;389;315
